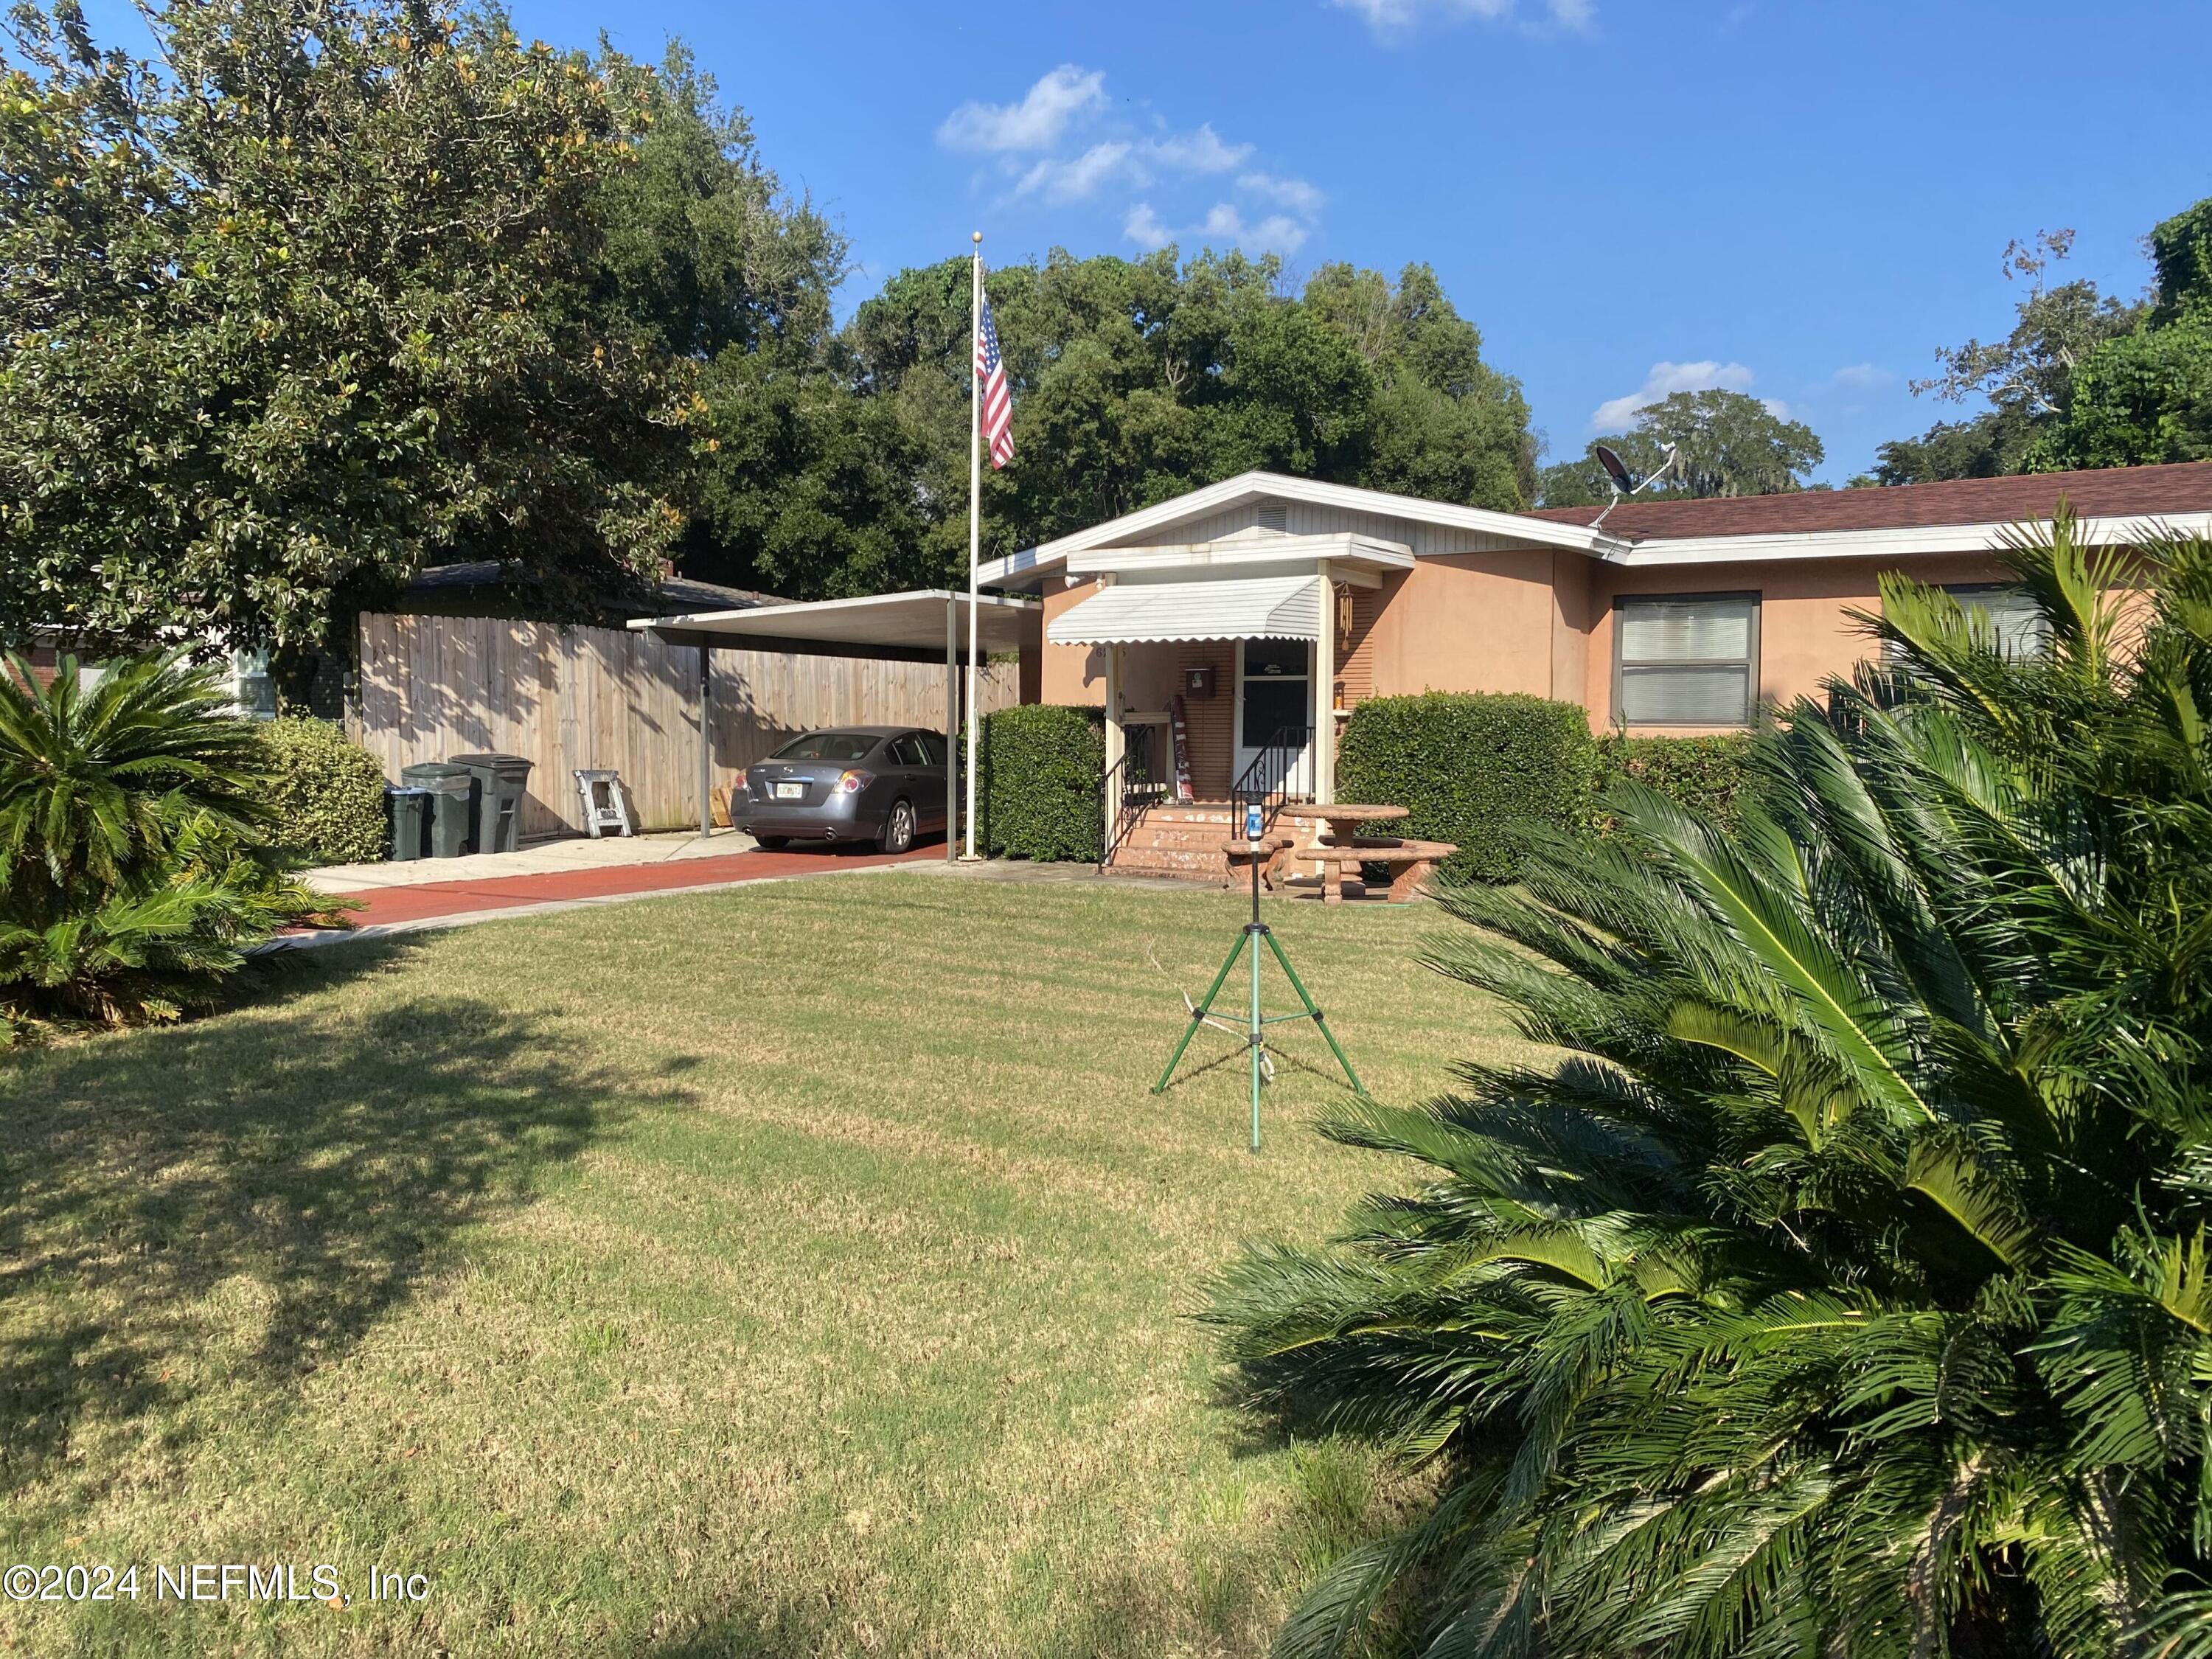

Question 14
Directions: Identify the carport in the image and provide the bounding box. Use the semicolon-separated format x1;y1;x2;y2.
628;589;1042;861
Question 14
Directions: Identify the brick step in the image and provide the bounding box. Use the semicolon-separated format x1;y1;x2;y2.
1104;860;1222;884
1105;844;1232;879
1124;826;1237;851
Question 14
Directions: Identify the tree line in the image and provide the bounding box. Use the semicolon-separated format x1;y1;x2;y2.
0;0;1540;692
6;0;2209;695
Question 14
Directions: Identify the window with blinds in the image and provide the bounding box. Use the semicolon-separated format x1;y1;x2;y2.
1945;584;2048;660
1614;593;1760;726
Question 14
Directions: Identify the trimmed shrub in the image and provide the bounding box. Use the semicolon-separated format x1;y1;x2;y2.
258;717;389;864
977;704;1104;862
1594;731;1759;831
1335;692;1597;882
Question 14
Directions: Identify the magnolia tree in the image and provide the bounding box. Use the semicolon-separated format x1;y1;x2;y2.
0;0;698;686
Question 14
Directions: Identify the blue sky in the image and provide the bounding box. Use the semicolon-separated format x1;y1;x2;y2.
80;0;2212;484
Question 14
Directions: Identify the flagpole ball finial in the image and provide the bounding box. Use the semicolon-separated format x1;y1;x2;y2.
972;231;983;244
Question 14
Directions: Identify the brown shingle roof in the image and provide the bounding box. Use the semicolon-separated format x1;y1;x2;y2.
1520;460;2212;543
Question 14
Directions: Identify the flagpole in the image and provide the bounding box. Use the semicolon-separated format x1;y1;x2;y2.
962;230;983;860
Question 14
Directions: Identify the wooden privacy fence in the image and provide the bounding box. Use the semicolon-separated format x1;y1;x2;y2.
350;613;1019;837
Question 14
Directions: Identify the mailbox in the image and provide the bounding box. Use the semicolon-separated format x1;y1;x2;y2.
1183;665;1217;698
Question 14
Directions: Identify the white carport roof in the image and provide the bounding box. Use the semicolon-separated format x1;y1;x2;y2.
627;588;1041;861
628;588;1038;664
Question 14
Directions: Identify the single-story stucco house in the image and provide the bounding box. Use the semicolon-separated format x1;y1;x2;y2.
975;459;2212;871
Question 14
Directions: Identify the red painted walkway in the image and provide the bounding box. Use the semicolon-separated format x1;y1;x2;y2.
322;844;943;930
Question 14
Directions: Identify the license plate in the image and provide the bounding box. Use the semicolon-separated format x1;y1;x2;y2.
773;782;804;800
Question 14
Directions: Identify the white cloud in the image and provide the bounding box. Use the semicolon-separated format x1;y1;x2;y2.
1015;142;1135;204
1124;203;1173;251
1332;0;1589;40
1200;203;1308;255
1591;361;1756;429
1832;362;1894;390
1124;201;1307;256
938;66;1105;153
1146;123;1252;174
1238;171;1326;214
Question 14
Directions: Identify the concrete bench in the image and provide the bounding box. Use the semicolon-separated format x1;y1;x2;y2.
1273;835;1458;903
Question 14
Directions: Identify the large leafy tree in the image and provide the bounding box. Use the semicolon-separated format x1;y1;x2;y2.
2033;201;2212;471
1539;388;1825;507
0;0;696;689
685;251;1537;599
1872;229;2143;484
1206;509;2212;1656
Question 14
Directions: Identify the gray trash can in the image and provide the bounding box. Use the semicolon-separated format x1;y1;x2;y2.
386;785;431;862
400;762;474;858
448;752;533;856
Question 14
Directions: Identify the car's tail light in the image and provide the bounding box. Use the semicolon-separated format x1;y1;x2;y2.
836;769;872;793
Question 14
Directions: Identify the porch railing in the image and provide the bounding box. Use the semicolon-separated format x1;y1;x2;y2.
1231;724;1315;844
1101;719;1172;868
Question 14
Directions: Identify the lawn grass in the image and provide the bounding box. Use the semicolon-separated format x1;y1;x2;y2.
0;871;1530;1656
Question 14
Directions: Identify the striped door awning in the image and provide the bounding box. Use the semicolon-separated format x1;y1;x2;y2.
1046;575;1324;644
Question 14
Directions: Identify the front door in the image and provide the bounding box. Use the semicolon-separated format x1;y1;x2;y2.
1234;639;1315;799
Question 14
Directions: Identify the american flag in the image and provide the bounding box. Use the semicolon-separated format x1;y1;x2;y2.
975;283;1015;469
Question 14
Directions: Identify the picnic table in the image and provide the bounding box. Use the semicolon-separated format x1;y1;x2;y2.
1265;803;1457;905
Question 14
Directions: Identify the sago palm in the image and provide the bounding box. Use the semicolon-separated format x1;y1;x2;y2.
1204;507;2212;1658
0;651;335;1036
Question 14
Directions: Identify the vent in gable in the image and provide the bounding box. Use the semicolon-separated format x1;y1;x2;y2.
1255;501;1289;534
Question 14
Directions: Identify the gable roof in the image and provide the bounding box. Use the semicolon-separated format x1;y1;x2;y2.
982;460;2212;589
978;470;1623;587
1520;459;2212;543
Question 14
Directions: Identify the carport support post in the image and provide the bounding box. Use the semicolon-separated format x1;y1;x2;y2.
698;643;712;837
945;595;959;863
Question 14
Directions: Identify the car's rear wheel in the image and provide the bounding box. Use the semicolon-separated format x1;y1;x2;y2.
877;799;914;855
753;834;789;850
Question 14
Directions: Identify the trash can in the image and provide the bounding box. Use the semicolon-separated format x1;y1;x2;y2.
386;785;431;862
448;752;533;856
400;762;474;858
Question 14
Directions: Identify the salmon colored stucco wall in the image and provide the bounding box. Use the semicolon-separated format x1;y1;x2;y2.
1031;547;2028;741
1364;549;1561;699
1040;578;1105;706
1582;552;2015;734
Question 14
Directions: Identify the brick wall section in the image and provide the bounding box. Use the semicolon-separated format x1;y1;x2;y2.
7;646;58;692
1335;577;1387;711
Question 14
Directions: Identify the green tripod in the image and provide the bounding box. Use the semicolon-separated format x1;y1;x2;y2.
1152;801;1365;1152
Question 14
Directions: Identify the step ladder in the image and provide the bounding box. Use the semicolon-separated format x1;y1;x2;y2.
574;769;634;838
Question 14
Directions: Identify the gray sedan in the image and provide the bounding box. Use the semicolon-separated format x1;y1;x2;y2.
734;727;950;854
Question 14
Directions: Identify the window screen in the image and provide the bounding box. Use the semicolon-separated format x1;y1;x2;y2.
1615;594;1759;726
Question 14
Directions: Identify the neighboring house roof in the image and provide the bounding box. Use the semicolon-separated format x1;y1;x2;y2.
1521;459;2212;542
403;562;779;620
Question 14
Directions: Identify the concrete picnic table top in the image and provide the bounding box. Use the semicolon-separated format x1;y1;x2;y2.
1287;803;1409;825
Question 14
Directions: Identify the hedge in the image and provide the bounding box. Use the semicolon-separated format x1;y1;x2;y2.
1336;692;1597;882
1594;731;1759;831
257;717;389;864
976;703;1105;862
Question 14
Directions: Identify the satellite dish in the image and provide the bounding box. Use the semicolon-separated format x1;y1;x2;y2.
1593;444;1635;491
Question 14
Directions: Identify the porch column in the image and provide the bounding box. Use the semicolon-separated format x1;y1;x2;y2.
1313;562;1335;804
1103;640;1125;831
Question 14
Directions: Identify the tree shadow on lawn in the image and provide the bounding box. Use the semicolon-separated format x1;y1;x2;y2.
0;941;698;1514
